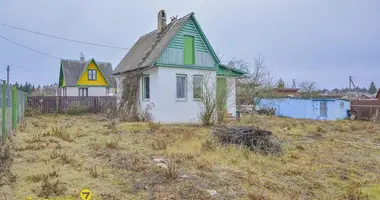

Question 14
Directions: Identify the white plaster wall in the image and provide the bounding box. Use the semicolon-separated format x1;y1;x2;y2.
88;87;106;96
140;68;160;121
65;87;77;96
144;67;216;123
64;86;110;96
227;77;237;117
107;88;116;96
116;67;238;123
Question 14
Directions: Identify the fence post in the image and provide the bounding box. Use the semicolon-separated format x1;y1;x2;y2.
56;96;60;113
2;80;6;145
12;86;17;130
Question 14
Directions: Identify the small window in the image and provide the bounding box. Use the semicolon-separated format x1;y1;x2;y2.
78;88;88;97
142;75;150;100
88;69;97;80
340;101;344;109
193;75;203;100
176;75;187;100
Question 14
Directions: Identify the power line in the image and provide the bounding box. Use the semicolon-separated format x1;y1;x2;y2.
0;22;130;50
0;35;62;60
2;64;55;71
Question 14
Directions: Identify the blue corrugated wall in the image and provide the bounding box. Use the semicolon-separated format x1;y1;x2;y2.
257;98;350;120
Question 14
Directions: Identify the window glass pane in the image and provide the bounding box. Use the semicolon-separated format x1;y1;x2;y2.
88;70;96;80
193;76;202;99
176;76;186;99
144;76;150;99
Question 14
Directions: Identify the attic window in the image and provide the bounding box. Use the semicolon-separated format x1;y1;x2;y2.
88;69;97;80
184;35;195;65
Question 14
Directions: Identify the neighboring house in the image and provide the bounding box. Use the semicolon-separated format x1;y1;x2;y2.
342;91;375;100
113;10;245;123
31;85;58;96
275;88;301;97
258;98;350;121
376;89;380;99
44;85;58;96
58;57;115;96
319;91;343;98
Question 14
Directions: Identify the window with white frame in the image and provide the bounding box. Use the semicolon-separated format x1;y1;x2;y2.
78;88;88;97
142;75;150;100
88;69;97;80
193;75;203;100
176;75;187;100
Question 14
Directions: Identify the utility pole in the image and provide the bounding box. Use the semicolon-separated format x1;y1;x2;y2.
349;76;352;92
6;65;10;85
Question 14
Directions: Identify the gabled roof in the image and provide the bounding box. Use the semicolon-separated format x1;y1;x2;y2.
113;12;220;75
376;89;380;99
276;88;300;92
59;59;115;87
217;64;246;76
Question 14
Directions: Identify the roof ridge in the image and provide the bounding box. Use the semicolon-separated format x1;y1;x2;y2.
61;59;111;64
113;12;195;74
137;18;179;68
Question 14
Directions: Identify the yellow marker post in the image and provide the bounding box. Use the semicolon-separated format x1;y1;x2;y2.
80;188;93;200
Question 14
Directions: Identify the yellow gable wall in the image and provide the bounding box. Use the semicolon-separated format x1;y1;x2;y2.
77;60;108;86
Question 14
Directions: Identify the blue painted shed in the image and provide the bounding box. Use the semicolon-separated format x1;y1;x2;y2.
257;98;350;120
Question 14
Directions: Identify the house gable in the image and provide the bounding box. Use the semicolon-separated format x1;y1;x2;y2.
76;59;109;87
156;15;219;69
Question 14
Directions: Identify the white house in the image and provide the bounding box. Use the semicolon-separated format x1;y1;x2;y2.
58;55;116;96
113;10;244;123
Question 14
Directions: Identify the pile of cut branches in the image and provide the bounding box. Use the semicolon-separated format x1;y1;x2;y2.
213;125;282;156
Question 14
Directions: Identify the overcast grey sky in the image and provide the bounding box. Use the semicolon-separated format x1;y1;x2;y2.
0;0;379;90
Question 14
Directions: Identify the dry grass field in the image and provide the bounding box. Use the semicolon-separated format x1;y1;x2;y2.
0;114;380;199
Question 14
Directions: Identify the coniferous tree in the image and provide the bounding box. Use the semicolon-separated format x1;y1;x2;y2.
369;81;377;94
277;78;285;88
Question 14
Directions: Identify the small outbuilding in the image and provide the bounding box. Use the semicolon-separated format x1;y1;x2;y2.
258;98;350;120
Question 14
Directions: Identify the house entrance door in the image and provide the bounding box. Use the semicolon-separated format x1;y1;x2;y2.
216;77;227;111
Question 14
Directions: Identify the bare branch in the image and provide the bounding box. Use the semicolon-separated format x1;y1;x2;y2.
189;72;235;125
298;81;317;98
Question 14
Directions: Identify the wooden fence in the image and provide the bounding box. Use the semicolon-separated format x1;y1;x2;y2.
27;96;117;114
350;99;380;121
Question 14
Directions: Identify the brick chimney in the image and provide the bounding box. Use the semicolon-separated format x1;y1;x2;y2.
157;10;167;34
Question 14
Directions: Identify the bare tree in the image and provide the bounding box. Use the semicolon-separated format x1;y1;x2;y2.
227;58;250;76
299;81;317;97
230;54;274;108
189;72;234;125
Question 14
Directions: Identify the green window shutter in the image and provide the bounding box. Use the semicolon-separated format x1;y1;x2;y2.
184;35;195;65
